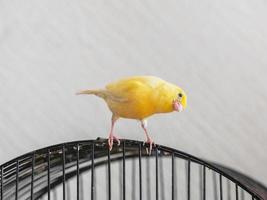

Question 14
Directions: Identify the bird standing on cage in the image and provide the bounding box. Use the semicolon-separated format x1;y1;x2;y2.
77;75;187;154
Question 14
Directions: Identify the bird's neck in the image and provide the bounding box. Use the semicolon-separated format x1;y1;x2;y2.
153;85;175;114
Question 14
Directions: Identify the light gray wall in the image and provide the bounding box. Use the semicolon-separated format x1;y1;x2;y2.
1;0;267;186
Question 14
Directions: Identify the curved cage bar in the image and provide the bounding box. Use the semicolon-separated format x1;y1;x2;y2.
0;138;266;200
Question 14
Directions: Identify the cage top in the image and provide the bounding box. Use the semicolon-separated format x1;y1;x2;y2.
1;138;267;200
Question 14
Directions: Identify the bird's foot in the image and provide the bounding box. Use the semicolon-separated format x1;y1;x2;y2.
144;137;155;155
108;134;120;151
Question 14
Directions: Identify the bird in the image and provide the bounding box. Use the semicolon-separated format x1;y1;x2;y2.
77;75;187;154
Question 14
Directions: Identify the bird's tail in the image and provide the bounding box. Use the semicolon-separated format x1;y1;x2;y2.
76;89;107;99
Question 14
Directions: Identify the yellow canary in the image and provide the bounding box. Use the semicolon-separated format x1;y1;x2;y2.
77;75;187;153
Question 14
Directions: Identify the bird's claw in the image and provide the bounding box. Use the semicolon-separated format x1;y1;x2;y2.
108;135;120;151
144;137;155;155
108;138;113;151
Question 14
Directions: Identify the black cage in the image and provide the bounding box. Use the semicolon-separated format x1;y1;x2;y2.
0;138;266;200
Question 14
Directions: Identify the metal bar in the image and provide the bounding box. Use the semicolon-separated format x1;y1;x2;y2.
31;153;35;200
0;139;264;200
0;138;261;199
108;147;111;200
156;147;158;200
187;160;191;200
62;145;66;200
236;184;239;200
220;174;223;200
123;141;126;200
203;166;206;200
155;143;260;198
1;165;3;200
77;144;80;200
91;143;95;200
172;152;174;200
15;160;19;200
139;143;142;200
47;149;50;200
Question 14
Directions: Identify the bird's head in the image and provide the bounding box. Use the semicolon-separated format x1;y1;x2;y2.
172;88;187;112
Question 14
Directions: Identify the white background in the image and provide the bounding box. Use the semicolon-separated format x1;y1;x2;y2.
0;0;267;186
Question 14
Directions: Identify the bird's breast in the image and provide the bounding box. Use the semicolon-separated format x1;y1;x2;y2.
106;97;156;120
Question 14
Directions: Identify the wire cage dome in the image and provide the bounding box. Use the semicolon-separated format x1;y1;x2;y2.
0;138;266;200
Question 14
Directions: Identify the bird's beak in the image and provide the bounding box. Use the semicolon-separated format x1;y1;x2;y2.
173;100;183;112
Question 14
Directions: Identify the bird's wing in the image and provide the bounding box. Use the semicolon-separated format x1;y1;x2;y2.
103;90;129;103
105;76;165;102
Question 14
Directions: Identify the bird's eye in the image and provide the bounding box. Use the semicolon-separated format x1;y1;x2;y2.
178;93;183;98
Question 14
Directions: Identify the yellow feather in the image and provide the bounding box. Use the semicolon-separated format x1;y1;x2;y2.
78;76;187;120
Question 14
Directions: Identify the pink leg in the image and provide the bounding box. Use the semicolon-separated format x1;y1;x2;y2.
141;120;154;155
108;115;120;151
